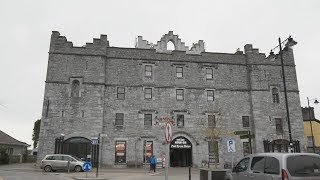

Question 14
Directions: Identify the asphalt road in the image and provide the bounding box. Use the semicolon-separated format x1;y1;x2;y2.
0;163;200;180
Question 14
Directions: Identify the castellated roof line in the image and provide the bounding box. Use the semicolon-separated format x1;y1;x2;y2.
50;31;109;55
49;31;295;66
136;31;206;55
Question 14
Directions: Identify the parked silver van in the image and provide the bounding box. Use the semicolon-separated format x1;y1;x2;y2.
226;153;320;180
40;154;84;172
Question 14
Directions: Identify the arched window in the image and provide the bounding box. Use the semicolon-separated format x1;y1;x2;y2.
167;40;175;50
272;88;279;103
71;80;80;97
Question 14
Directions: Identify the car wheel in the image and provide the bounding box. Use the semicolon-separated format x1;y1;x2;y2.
74;165;82;172
44;165;52;172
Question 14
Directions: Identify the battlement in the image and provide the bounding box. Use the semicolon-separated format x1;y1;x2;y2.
135;31;205;54
243;44;295;66
49;31;109;55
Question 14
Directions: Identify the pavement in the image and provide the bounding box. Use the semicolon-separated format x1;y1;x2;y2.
0;163;200;180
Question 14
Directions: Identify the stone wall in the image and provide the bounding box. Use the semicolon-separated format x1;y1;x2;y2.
38;31;305;168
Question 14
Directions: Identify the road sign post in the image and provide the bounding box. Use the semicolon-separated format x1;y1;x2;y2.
83;161;92;178
227;139;236;168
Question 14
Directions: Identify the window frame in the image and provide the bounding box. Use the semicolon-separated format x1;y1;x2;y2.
207;90;214;101
144;114;152;128
208;141;219;163
176;67;183;78
145;65;152;77
208;115;216;128
115;141;126;164
177;114;185;127
242;116;250;128
176;89;184;101
144;88;152;99
275;118;283;134
71;80;80;98
272;88;280;103
206;68;213;80
117;87;125;100
143;141;153;163
115;113;124;129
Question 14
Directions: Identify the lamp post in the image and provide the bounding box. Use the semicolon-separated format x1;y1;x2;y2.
268;36;297;152
307;97;319;153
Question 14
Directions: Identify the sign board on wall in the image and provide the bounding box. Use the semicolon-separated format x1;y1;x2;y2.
170;137;192;149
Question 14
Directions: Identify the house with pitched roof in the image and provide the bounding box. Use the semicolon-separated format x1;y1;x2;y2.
0;130;29;156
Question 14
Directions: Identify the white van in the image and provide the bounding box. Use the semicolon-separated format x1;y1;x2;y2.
226;153;320;180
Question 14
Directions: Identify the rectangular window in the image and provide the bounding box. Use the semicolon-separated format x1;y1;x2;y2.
206;68;213;79
144;114;152;127
243;142;250;156
143;141;153;163
145;65;152;77
176;67;183;78
307;136;313;147
242;116;250;128
115;141;126;163
144;88;152;99
207;90;214;101
117;87;125;100
6;148;13;155
208;141;219;163
208;115;216;128
177;114;184;127
176;89;184;100
275;118;283;134
115;113;124;129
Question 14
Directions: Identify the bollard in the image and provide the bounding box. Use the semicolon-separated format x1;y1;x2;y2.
189;166;191;180
67;160;70;173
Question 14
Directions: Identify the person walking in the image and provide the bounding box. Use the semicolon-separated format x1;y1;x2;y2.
150;155;157;173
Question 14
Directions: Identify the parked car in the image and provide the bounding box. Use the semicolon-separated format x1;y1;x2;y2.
40;154;84;172
226;153;320;180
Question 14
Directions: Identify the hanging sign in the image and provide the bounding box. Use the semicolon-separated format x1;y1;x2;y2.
164;122;173;144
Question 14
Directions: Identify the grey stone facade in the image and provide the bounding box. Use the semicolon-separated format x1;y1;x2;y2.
37;31;305;168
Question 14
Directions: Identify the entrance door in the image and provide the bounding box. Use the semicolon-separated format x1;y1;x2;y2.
60;137;91;160
170;136;192;167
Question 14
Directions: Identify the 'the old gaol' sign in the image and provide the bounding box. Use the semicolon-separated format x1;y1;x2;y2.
170;137;191;149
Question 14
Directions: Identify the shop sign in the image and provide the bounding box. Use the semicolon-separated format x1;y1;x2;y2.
170;137;191;149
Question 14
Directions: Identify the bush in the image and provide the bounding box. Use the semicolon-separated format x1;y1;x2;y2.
0;146;9;164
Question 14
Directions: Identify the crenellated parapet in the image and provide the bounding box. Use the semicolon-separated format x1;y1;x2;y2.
135;31;205;54
49;31;109;55
243;44;295;66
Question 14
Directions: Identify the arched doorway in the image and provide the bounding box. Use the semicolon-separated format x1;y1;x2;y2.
62;137;91;160
170;136;192;167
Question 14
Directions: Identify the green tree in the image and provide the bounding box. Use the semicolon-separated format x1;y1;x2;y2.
32;119;41;148
0;145;9;164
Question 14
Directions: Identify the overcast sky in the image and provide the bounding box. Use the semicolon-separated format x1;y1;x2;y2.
1;0;319;147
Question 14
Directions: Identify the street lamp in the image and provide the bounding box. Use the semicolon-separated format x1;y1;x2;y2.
267;36;297;152
307;97;319;153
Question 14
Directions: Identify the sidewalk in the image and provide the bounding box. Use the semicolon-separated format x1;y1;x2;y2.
0;163;200;180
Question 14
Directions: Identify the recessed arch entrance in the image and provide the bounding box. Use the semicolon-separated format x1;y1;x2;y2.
170;136;192;167
61;137;91;160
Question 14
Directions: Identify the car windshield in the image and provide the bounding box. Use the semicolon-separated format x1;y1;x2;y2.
287;155;320;177
71;155;83;161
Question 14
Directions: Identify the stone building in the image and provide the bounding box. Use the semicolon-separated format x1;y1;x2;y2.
37;31;305;168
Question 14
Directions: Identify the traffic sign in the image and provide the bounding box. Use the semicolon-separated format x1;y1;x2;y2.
227;139;236;153
83;162;92;172
91;137;99;145
164;122;173;144
234;130;249;135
